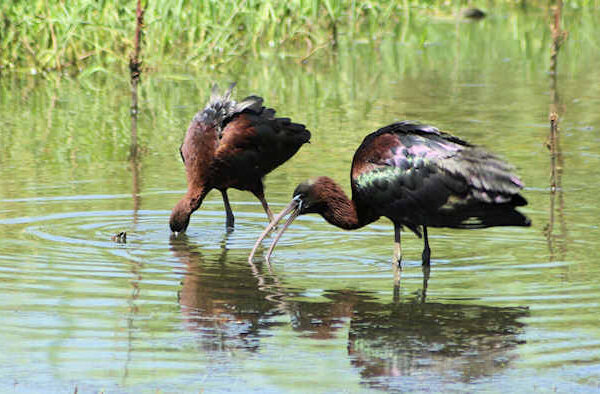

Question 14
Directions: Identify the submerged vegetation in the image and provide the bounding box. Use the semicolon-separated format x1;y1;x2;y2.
1;0;599;74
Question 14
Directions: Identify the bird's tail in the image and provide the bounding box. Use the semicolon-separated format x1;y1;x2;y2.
450;202;531;229
476;206;531;228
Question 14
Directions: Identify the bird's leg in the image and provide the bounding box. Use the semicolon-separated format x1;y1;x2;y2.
394;224;402;268
419;264;431;303
260;197;275;223
422;225;431;266
251;189;275;224
221;190;235;231
393;225;403;294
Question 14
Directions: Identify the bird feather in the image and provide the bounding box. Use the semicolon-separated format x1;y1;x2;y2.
351;121;529;231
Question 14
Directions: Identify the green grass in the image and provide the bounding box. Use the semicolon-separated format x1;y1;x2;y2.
2;2;599;161
1;0;599;74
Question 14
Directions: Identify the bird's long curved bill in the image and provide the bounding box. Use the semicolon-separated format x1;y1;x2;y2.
248;198;300;263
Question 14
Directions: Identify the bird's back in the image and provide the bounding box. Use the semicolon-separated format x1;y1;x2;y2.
180;85;310;190
216;98;310;177
351;121;530;233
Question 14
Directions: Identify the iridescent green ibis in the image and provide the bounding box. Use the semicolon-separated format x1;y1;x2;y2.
249;121;530;266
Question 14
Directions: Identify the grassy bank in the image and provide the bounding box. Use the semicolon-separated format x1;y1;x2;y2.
1;0;599;75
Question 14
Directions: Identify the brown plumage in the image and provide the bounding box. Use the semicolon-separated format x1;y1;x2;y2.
170;84;311;234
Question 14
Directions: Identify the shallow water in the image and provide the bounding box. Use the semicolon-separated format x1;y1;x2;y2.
2;5;600;393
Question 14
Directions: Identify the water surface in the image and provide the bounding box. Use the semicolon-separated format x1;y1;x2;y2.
1;6;600;392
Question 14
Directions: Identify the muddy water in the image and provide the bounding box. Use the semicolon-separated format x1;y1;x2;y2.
1;6;600;393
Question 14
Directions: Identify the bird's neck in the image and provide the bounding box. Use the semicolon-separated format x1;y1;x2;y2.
185;186;207;212
317;180;374;230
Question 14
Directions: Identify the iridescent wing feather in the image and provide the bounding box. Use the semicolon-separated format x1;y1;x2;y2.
351;122;529;232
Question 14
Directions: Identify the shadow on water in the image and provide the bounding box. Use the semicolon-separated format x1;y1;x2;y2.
123;156;142;383
544;1;568;262
169;237;529;387
123;249;142;384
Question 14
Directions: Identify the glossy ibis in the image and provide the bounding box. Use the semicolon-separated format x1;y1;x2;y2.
170;84;311;234
249;121;530;266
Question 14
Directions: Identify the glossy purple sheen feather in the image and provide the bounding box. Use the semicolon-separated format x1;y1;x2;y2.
250;120;530;267
351;121;530;234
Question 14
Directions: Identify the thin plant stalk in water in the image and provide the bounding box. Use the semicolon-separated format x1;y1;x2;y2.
130;0;146;159
545;0;568;261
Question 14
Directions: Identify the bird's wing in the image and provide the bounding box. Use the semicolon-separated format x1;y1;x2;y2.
214;97;310;174
351;123;525;227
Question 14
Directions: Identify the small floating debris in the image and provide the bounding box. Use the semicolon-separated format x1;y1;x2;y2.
111;231;127;243
461;8;486;20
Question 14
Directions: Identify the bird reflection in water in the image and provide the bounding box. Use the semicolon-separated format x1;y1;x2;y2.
170;238;527;387
346;274;529;390
169;235;287;352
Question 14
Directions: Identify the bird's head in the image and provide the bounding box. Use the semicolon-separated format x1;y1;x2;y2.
248;176;340;263
291;177;332;215
169;199;192;236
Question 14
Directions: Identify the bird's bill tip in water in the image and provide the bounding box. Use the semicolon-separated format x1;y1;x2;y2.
170;229;189;241
248;195;302;263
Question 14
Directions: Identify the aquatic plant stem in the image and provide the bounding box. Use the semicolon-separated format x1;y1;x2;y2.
545;0;568;261
130;0;146;158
